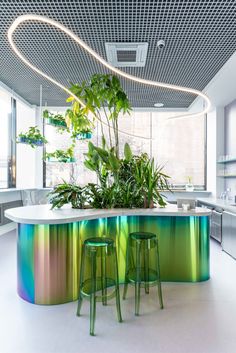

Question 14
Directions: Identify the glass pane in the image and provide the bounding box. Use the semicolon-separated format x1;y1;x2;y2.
44;110;205;189
44;111;97;187
152;112;205;188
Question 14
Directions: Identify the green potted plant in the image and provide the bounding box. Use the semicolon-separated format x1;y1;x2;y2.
65;107;94;141
48;182;87;209
185;176;194;192
17;126;47;148
46;74;171;209
45;146;75;163
132;153;170;208
43;109;68;129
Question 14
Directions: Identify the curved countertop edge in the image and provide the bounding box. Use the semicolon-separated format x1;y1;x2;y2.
4;204;212;225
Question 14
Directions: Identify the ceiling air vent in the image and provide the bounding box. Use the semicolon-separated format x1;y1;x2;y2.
105;42;148;67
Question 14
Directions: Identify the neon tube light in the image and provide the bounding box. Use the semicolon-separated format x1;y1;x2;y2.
8;15;211;139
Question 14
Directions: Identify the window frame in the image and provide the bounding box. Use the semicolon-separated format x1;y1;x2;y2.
0;97;16;189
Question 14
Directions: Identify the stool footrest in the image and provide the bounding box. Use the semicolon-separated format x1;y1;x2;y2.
126;268;159;286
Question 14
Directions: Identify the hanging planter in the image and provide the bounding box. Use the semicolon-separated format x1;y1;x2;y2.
76;132;92;140
44;147;75;163
43;110;68;129
17;136;44;146
46;156;76;163
65;107;94;142
17;127;47;148
45;117;67;128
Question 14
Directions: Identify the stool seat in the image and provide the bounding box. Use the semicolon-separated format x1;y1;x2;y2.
84;237;114;247
130;232;156;240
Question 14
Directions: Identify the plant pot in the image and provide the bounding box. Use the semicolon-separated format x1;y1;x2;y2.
76;132;92;140
47;157;76;163
18;137;44;146
45;117;67;128
185;183;194;192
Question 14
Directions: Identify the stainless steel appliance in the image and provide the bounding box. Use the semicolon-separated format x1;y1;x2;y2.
211;208;222;243
198;201;222;243
222;211;236;259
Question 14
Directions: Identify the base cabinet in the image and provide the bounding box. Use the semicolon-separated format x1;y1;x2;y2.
222;211;236;259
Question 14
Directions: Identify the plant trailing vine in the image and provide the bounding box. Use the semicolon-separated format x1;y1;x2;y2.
44;146;75;163
65;106;93;142
17;126;48;148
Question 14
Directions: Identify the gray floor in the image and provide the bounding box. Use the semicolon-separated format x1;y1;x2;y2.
0;231;236;353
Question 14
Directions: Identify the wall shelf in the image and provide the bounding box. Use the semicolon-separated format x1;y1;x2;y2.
217;158;236;164
217;175;236;178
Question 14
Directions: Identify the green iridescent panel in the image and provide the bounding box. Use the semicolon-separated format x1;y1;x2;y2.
17;215;209;305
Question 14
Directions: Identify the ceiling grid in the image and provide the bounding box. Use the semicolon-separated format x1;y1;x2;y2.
0;0;235;107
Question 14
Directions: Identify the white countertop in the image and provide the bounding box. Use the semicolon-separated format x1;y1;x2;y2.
5;204;211;225
198;197;236;214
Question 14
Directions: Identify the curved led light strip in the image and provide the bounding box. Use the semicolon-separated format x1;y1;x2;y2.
8;14;211;140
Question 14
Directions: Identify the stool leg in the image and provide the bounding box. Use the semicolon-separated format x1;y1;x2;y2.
123;237;130;300
101;247;107;305
90;249;97;336
114;247;122;323
156;240;164;309
135;240;141;316
77;244;86;316
144;240;149;294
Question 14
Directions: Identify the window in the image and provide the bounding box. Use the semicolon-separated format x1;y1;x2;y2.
151;112;206;189
44;112;97;187
44;110;206;189
0;89;16;189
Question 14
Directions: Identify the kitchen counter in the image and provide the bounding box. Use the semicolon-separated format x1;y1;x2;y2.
5;203;211;225
198;197;236;213
5;204;211;305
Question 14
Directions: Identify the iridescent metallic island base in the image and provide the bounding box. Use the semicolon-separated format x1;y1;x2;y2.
17;215;209;305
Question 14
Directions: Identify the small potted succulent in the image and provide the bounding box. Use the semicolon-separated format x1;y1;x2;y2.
45;146;75;163
43;109;68;129
17;126;47;148
185;176;194;192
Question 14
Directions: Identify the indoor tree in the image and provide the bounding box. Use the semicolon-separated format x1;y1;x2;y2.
67;74;131;158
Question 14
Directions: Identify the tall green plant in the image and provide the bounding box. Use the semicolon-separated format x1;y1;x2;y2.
133;154;170;207
67;74;131;157
84;137;121;186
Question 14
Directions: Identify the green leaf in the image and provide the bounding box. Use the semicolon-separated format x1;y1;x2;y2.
124;143;132;161
84;160;96;171
66;96;75;102
102;136;106;149
108;153;120;171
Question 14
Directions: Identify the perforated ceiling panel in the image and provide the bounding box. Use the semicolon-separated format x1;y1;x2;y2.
0;0;235;108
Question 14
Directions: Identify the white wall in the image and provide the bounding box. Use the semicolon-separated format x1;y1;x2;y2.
206;109;217;196
16;100;37;188
206;107;225;198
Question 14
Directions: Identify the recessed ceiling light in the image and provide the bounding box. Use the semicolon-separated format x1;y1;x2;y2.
154;103;164;108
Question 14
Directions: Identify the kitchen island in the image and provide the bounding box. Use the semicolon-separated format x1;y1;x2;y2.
5;204;211;305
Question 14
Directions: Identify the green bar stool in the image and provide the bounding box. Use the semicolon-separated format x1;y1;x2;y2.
76;237;122;336
123;232;164;315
